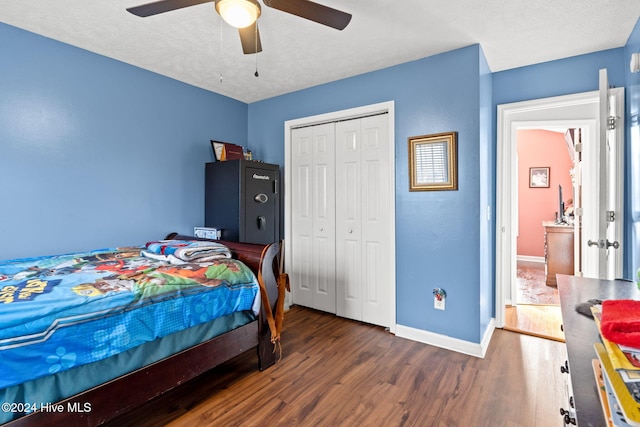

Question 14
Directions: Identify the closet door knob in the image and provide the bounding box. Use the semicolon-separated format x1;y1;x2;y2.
348;229;353;234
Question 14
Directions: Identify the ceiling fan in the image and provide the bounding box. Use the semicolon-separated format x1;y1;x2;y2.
126;0;352;54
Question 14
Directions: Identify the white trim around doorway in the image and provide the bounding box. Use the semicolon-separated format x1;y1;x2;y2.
496;91;601;328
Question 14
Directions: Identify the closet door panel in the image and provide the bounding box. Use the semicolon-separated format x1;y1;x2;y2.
311;124;336;313
291;128;315;308
360;115;392;326
337;238;361;319
337;158;361;319
291;124;336;313
335;120;362;320
364;240;382;302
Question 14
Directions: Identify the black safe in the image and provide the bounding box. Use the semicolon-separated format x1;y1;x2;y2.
205;160;280;245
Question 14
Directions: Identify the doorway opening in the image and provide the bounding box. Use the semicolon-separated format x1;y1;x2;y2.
497;75;625;340
496;91;601;341
504;125;586;342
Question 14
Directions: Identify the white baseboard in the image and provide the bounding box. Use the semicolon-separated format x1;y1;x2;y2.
395;318;496;358
517;255;545;263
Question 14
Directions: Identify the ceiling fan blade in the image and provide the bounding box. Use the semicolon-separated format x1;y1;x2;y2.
263;0;351;30
239;23;263;54
127;0;212;17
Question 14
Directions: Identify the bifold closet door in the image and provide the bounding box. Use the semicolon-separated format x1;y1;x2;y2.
335;114;391;326
290;123;336;313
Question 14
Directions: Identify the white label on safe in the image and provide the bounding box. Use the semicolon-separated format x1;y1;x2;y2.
253;174;269;180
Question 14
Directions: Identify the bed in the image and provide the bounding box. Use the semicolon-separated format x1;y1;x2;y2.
0;233;285;426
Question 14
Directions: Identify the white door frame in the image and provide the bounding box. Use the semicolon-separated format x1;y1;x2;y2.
597;69;626;279
495;90;621;327
284;101;397;332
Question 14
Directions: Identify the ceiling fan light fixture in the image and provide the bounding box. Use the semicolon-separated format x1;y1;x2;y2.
215;0;261;29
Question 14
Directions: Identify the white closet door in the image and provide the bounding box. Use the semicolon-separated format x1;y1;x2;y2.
335;119;362;320
335;114;391;327
291;124;336;313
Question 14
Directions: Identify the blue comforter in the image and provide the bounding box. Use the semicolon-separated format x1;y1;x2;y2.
0;245;259;389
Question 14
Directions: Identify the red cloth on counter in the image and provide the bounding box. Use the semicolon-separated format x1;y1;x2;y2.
601;299;640;348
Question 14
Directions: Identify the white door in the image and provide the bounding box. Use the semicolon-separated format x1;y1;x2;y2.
335;114;392;326
587;68;624;279
286;101;396;331
290;123;336;313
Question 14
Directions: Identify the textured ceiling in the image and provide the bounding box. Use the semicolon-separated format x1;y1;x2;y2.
1;0;639;103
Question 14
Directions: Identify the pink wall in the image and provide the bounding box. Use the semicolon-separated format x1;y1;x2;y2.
517;129;574;258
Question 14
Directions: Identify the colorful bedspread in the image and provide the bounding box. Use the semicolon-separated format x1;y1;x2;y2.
0;244;259;390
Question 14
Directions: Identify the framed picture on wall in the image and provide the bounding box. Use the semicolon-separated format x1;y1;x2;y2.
408;131;458;191
529;167;550;188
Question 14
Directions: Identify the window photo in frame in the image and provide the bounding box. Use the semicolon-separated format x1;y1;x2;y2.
529;167;550;188
408;132;458;191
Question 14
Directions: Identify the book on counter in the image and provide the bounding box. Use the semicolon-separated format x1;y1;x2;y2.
595;343;640;426
593;358;623;427
591;304;640;426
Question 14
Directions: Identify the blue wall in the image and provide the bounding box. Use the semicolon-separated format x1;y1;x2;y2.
248;45;491;343
625;19;640;281
493;49;625;106
0;23;248;260
479;48;494;338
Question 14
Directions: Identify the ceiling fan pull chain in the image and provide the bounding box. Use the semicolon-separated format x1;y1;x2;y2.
219;16;224;82
254;23;259;77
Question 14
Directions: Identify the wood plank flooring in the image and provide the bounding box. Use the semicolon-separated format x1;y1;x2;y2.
504;260;564;342
504;304;565;342
108;306;566;427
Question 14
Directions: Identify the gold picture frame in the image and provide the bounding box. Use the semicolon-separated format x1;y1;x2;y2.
408;132;458;191
529;167;550;188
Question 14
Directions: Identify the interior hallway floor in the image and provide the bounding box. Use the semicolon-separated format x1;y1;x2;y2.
504;260;564;342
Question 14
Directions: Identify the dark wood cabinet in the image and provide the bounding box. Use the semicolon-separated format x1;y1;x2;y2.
544;222;574;286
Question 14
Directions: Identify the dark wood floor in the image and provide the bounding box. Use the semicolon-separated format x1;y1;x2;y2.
108;306;565;427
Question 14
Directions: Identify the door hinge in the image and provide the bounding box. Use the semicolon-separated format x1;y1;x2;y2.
574;207;583;217
574;142;583;153
608;116;618;130
607;210;615;222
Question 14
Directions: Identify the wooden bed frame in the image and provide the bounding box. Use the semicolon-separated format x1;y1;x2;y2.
6;234;282;426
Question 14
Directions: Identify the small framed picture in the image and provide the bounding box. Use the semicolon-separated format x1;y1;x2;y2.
529;167;550;188
408;132;458;191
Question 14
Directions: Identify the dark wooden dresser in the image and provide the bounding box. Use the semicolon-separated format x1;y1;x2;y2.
544;222;575;286
557;274;640;426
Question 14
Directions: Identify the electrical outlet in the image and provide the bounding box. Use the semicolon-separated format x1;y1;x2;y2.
434;297;445;310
